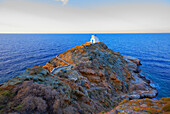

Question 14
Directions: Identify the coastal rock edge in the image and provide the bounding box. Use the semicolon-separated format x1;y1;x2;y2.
0;42;158;114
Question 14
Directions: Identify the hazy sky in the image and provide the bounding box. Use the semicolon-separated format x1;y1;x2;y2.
0;0;170;33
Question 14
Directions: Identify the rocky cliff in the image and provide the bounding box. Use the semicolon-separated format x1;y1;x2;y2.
0;42;158;114
102;97;170;114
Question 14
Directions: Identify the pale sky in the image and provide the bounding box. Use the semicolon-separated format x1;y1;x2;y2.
0;0;170;33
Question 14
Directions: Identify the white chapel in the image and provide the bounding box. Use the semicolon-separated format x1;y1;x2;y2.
90;35;100;43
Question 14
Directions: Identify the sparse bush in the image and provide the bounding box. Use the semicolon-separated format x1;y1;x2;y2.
161;97;170;102
15;104;23;111
162;103;170;112
29;71;35;75
0;95;5;104
0;105;4;109
1;90;10;96
21;96;47;113
11;81;60;113
53;99;60;113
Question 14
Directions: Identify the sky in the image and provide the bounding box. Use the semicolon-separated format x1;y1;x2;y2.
0;0;170;33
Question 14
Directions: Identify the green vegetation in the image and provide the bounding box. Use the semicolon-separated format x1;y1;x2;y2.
0;95;5;102
161;97;170;102
100;110;106;113
162;103;170;112
15;104;23;111
144;98;153;102
29;71;35;75
0;105;4;109
1;90;10;96
28;66;44;75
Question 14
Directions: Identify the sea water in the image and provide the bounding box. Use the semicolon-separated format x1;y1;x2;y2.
0;33;170;99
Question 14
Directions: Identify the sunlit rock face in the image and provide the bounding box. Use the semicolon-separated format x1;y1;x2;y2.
0;42;157;114
102;97;170;114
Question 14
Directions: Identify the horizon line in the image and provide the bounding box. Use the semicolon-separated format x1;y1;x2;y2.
0;31;170;34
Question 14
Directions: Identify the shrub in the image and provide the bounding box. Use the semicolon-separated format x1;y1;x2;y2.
29;71;35;75
0;105;4;109
100;110;106;113
0;95;4;102
162;103;170;112
1;90;10;96
144;98;153;102
21;96;47;113
15;104;23;111
161;97;170;102
53;100;60;113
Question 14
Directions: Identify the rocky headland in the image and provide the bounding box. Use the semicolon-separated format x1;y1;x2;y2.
0;42;168;114
102;97;170;114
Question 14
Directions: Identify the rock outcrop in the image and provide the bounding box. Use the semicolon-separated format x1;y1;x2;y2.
102;97;170;114
0;42;158;114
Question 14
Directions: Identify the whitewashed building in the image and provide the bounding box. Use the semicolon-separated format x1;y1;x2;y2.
90;35;100;43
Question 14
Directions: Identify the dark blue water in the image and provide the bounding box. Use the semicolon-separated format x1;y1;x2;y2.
0;33;170;99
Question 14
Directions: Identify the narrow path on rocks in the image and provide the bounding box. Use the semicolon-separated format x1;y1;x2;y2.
56;55;70;65
51;55;72;74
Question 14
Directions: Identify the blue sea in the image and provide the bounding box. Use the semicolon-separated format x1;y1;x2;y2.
0;33;170;99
